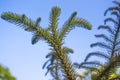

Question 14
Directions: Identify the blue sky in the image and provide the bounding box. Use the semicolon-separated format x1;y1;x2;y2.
0;0;115;80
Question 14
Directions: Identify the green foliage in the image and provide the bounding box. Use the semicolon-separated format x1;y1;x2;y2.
80;0;120;64
42;49;62;80
93;53;120;80
74;1;120;80
59;12;91;42
42;47;74;80
1;6;92;80
0;65;16;80
1;12;54;45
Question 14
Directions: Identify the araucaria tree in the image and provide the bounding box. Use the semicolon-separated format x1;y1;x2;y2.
74;1;120;80
1;7;92;80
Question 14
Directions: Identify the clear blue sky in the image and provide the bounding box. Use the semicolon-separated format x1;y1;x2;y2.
0;0;114;80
